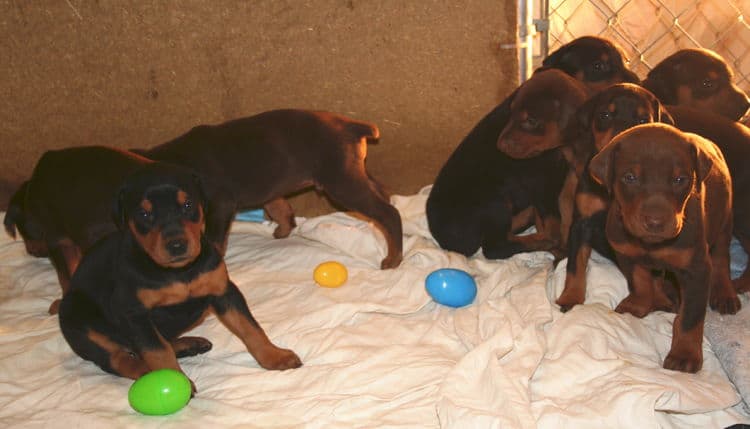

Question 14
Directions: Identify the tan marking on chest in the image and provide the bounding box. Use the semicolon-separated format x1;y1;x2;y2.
576;192;608;218
137;262;229;309
650;246;695;269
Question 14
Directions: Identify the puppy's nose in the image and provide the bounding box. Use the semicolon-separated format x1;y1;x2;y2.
166;238;188;257
642;215;665;233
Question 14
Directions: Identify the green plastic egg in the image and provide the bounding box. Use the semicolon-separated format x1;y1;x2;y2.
128;369;192;415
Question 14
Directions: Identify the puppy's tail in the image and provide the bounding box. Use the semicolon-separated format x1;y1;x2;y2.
347;121;380;144
4;181;28;239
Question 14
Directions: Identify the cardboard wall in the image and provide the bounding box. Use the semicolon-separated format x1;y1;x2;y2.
1;1;518;214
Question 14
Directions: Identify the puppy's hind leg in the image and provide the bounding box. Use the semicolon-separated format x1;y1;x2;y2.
321;172;403;269
264;197;296;239
58;291;149;380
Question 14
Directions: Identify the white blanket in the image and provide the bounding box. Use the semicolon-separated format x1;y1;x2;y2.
0;187;748;428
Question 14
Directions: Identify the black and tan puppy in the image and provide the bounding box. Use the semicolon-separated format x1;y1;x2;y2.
428;69;587;258
541;36;640;92
642;48;750;121
426;36;639;259
589;123;736;373
556;83;674;312
58;163;301;389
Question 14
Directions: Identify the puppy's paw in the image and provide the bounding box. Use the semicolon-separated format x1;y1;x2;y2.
556;291;584;313
257;347;303;371
615;294;653;318
732;277;750;294
48;299;62;315
663;349;702;373
380;254;402;270
711;294;741;315
173;336;213;358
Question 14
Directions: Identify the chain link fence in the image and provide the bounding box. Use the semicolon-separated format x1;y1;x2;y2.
530;0;750;93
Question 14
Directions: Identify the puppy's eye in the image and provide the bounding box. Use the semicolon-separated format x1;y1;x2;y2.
522;117;540;131
592;61;603;72
599;111;612;121
702;78;714;89
637;116;649;124
673;175;689;185
182;199;193;212
138;209;152;221
622;172;638;184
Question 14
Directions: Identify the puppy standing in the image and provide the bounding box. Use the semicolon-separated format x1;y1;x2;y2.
145;109;403;270
59;163;301;388
5;110;401;314
556;84;674;312
589;123;735;372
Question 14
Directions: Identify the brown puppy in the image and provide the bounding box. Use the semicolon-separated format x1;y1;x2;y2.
4;147;152;312
145;110;402;270
589;123;735;373
556;84;674;312
5;110;402;313
642;48;750;121
668;105;750;297
426;36;640;259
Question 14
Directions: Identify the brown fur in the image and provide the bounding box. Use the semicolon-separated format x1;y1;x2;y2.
589;123;736;372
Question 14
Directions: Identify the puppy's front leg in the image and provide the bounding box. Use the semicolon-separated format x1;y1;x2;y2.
125;316;194;391
614;257;673;317
211;281;302;370
663;267;710;373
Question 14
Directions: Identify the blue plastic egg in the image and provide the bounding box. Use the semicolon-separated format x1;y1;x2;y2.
425;268;477;308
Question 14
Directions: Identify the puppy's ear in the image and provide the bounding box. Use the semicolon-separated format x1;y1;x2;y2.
690;135;716;184
543;49;577;77
576;94;598;132
191;173;208;215
589;139;619;191
643;58;678;104
621;68;641;84
111;185;128;231
657;104;675;125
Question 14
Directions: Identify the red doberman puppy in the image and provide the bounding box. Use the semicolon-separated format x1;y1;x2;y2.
59;163;301;390
4;147;153;310
5;110;401;313
589;123;735;373
144;109;402;270
427;36;638;259
642;48;750;121
428;69;587;259
668;105;750;296
555;84;674;312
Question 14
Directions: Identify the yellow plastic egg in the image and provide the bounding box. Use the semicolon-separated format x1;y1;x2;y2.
313;261;348;288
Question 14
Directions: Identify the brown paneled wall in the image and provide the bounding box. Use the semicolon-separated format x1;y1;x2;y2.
0;1;518;215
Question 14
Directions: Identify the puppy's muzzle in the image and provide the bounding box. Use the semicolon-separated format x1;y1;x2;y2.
166;238;188;257
161;223;190;259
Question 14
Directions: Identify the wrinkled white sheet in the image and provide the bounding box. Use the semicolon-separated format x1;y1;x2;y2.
0;186;748;428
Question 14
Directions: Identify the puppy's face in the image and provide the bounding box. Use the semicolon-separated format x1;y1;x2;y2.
644;49;750;121
497;69;588;158
590;124;702;244
542;36;640;92
117;165;206;268
582;83;672;152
